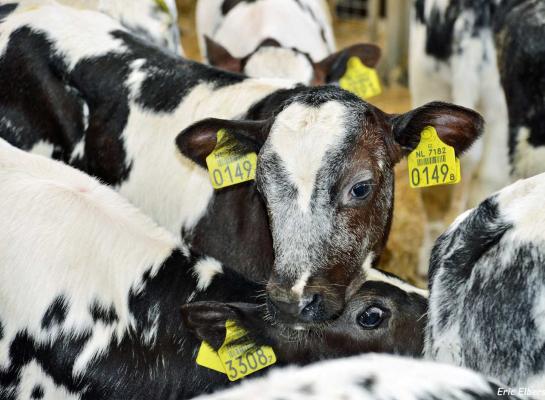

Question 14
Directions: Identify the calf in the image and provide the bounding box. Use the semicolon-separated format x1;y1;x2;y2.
0;139;427;399
192;354;522;400
197;0;380;84
0;4;482;325
409;0;510;275
426;172;545;389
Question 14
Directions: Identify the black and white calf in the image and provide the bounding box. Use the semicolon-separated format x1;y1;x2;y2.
0;4;481;325
0;140;427;399
409;0;512;276
192;354;522;400
427;171;545;389
196;0;380;84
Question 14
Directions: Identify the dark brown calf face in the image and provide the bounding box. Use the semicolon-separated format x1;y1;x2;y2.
181;269;429;362
178;86;483;327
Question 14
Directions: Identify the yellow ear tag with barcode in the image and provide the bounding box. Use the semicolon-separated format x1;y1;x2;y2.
205;129;257;190
407;126;461;188
195;320;276;381
339;56;382;99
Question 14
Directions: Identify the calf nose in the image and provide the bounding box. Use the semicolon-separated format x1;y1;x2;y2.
268;292;325;323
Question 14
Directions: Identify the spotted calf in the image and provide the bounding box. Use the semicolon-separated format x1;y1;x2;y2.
192;354;521;400
197;0;381;84
427;171;545;389
409;0;511;276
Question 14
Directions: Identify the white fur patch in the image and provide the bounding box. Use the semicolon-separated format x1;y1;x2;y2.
367;268;429;298
193;257;223;291
513;127;545;179
243;47;314;84
0;139;178;368
497;172;545;244
16;360;80;400
291;271;310;297
268;101;347;211
29;140;56;158
193;353;497;400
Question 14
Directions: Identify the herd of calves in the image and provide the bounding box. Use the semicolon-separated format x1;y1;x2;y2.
0;0;544;399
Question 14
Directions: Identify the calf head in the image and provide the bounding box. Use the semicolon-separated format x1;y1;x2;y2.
181;269;428;361
178;86;482;327
205;35;381;85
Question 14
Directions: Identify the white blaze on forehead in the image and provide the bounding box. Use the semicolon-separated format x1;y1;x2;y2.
193;257;223;291
268;101;348;211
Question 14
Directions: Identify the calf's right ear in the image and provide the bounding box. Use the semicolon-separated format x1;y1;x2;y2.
387;102;484;163
205;36;243;73
176;118;269;167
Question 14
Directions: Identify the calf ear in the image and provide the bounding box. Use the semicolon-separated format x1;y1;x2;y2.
181;302;264;350
181;302;236;350
313;43;381;84
388;101;484;163
205;36;242;73
176;118;268;167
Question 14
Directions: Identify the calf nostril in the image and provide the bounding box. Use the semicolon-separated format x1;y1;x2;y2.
301;293;322;316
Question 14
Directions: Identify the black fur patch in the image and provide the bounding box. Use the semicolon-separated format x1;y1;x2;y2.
358;376;376;391
41;296;68;329
0;3;17;22
221;0;258;15
420;0;495;61
90;301;118;324
30;384;44;399
0;28;85;160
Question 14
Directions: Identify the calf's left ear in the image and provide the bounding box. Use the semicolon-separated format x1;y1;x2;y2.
387;101;484;163
176;118;268;167
313;43;381;84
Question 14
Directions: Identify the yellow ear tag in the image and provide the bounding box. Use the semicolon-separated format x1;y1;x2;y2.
407;126;461;188
217;320;276;381
339;56;382;99
196;341;226;374
205;129;258;190
154;0;171;14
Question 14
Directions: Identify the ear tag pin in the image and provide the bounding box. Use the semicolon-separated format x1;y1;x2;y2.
196;320;276;381
339;56;382;99
407;126;461;189
205;129;257;190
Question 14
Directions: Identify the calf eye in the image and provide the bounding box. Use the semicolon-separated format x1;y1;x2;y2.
357;306;385;329
350;180;373;200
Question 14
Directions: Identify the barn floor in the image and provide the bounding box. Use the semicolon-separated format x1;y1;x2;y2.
177;3;430;287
